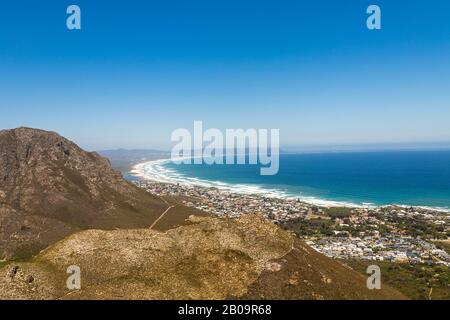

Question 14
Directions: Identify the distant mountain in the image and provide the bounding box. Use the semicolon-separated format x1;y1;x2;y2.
98;148;169;160
97;149;170;173
0;128;170;259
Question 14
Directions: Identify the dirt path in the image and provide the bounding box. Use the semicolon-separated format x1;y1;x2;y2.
150;195;176;230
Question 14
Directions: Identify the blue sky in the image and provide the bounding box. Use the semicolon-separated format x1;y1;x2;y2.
0;0;449;150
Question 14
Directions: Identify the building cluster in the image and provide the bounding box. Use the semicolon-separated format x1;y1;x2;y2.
307;236;450;266
133;180;450;266
134;180;316;221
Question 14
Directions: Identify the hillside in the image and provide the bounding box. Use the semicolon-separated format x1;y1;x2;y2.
0;214;406;300
0;127;188;259
0;127;407;300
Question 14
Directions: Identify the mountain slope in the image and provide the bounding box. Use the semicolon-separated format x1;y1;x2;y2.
0;127;172;259
0;127;407;300
0;214;406;300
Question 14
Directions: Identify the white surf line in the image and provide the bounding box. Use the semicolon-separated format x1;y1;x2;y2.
132;158;450;213
132;159;363;208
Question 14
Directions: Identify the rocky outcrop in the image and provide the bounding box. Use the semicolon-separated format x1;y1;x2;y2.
0;214;406;300
0;127;168;259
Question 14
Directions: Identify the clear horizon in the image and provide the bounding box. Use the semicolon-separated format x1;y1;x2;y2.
95;141;450;154
1;1;450;150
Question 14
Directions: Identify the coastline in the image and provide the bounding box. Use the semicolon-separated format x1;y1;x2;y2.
130;158;450;213
130;158;364;208
131;158;450;266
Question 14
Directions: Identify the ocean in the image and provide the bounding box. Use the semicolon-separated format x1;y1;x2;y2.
131;150;450;211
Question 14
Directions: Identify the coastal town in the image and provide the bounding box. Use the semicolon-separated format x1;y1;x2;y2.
134;179;450;267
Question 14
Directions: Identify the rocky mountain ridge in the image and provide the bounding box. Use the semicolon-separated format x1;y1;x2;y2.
0;127;169;259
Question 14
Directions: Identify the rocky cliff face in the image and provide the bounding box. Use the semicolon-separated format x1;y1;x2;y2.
0;127;168;259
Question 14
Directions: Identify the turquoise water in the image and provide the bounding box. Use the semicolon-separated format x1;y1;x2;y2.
137;151;450;210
